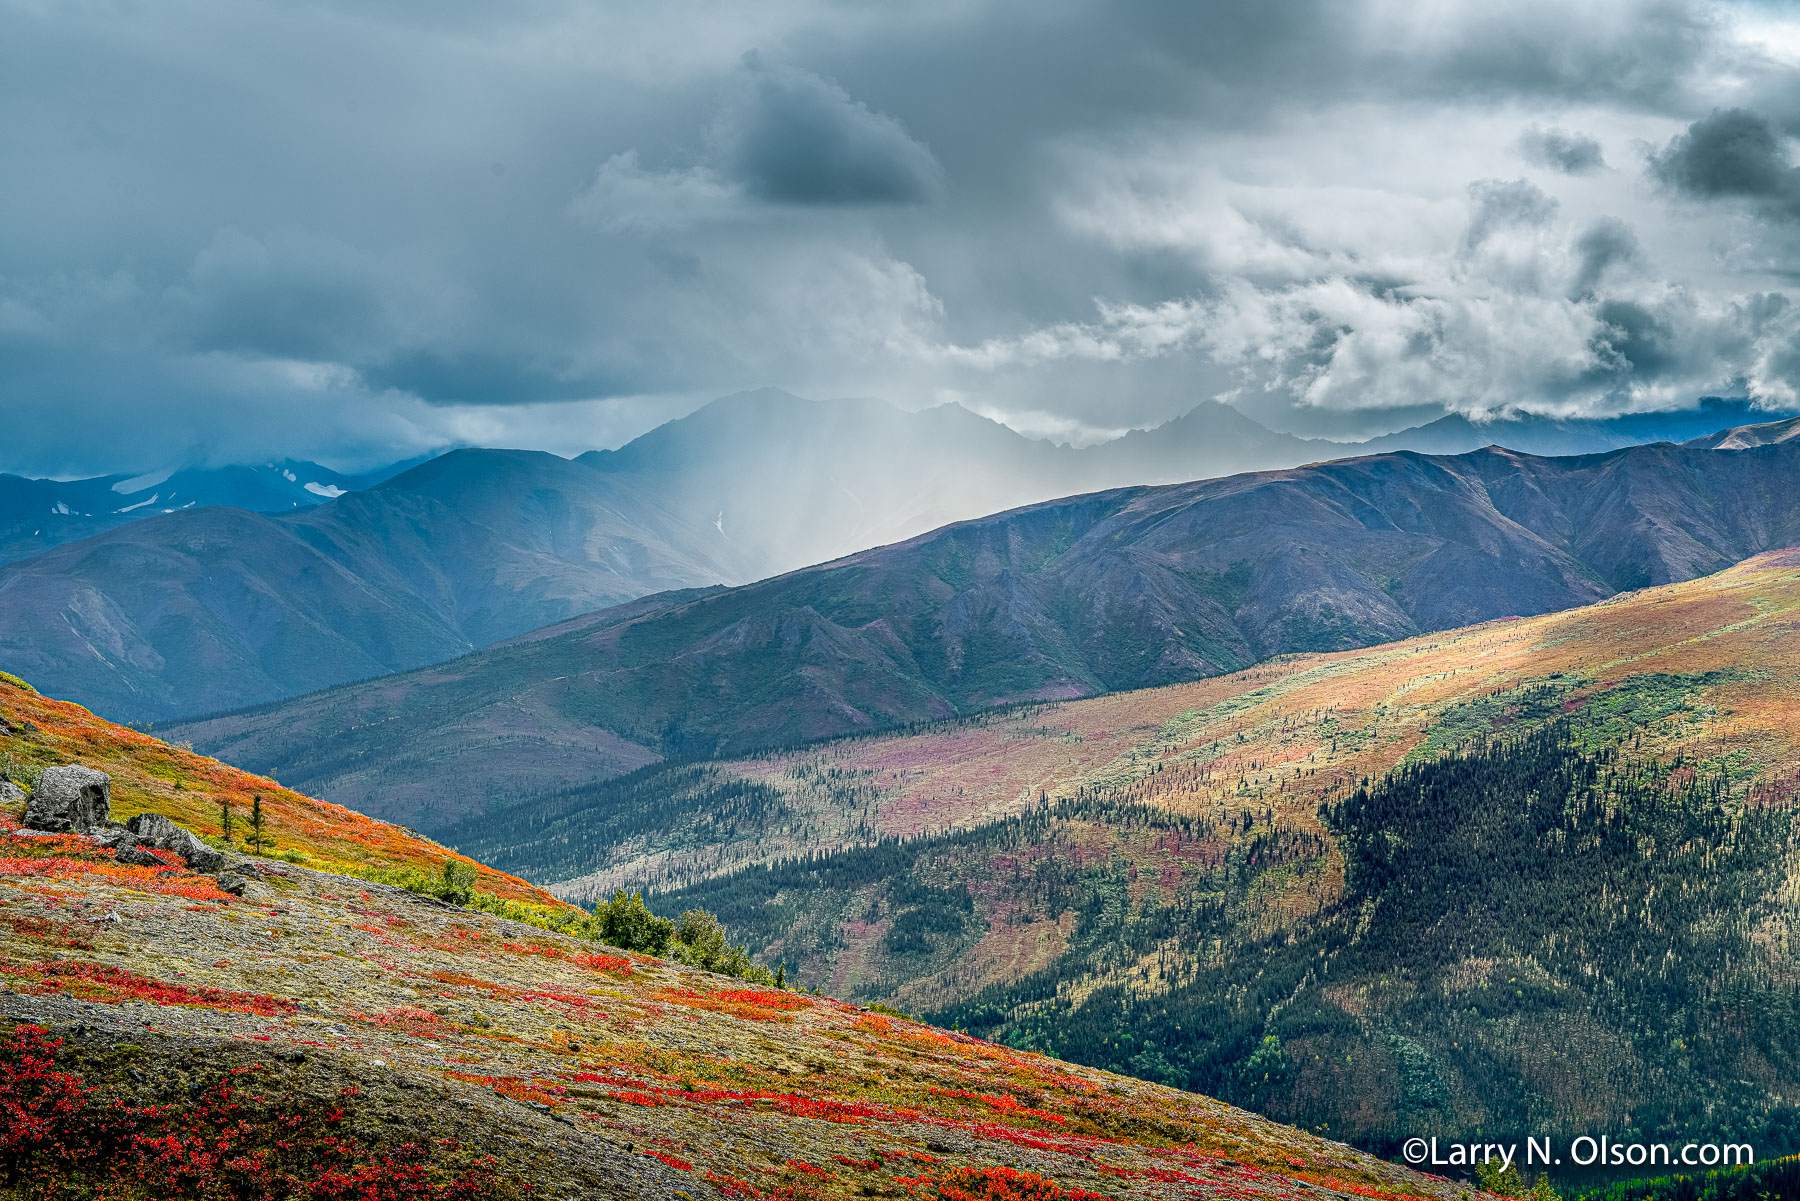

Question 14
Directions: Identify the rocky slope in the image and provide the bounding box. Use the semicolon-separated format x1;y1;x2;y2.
176;437;1800;830
0;670;551;904
0;672;1491;1201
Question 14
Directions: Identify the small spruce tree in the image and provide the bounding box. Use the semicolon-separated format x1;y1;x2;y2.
218;797;234;844
437;858;477;905
248;794;267;855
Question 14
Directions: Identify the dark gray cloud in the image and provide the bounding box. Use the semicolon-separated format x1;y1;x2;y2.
1588;298;1677;379
1463;178;1559;250
714;58;943;206
1571;218;1641;297
2;0;1800;475
1518;125;1608;174
1650;107;1800;215
168;229;396;362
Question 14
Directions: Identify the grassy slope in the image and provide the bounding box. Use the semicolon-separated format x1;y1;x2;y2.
0;744;1490;1199
0;672;554;906
451;549;1800;1163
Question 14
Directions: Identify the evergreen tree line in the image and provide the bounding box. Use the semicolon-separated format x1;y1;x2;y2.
936;722;1800;1178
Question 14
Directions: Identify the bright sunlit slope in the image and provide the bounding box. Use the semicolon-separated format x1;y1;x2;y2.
0;671;554;906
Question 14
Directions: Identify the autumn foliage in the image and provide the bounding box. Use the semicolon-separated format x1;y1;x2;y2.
935;1166;1113;1201
0;1025;513;1200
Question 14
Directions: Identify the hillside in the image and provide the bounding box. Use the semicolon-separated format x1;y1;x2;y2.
175;437;1800;829
0;451;748;723
0;671;551;905
0;675;1488;1201
437;549;1800;1165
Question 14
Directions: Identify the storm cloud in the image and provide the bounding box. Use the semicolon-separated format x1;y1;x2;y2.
1518;125;1609;175
717;59;943;206
1650;107;1800;217
4;0;1800;475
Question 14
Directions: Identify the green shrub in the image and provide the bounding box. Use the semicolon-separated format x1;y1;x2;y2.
667;907;773;982
352;867;778;987
0;753;43;793
1477;1161;1559;1199
593;888;675;955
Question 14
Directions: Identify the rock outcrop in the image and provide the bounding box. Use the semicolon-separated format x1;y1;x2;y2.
22;764;111;831
17;762;237;880
126;812;227;874
0;780;24;805
89;825;168;867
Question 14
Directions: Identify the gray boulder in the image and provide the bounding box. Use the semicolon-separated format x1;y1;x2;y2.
125;812;226;873
22;765;111;832
0;780;24;806
87;823;177;868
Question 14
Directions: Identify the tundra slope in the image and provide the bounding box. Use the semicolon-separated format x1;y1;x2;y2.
180;435;1800;830
0;674;1489;1201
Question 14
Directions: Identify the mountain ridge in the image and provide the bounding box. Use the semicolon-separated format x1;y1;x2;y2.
6;390;1791;727
169;434;1800;832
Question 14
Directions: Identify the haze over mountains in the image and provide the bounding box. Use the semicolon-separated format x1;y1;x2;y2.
1;390;1785;728
172;431;1800;833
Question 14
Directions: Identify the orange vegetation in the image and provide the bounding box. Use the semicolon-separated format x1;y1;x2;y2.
0;673;555;904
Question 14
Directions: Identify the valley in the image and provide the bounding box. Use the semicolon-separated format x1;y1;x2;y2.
441;550;1800;1161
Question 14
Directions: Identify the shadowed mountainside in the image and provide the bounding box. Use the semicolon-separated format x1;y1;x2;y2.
172;436;1800;831
5;391;1787;727
0;450;749;722
0;457;426;566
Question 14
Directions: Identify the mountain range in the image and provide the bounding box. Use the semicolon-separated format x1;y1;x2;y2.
170;431;1800;833
13;398;1800;1193
0;450;752;722
2;390;1788;729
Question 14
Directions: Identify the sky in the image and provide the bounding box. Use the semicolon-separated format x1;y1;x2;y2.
5;0;1800;476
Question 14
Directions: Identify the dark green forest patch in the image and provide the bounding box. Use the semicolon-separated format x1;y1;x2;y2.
940;722;1800;1181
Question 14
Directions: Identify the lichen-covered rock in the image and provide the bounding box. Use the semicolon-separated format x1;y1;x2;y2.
22;765;111;831
125;812;226;873
0;780;25;806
